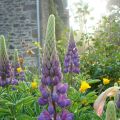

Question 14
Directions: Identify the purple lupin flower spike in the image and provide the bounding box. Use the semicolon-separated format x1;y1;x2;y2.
38;15;73;120
64;30;80;74
0;35;13;87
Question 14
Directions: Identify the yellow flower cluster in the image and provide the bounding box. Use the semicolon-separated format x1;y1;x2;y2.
31;81;38;89
103;78;110;85
26;49;35;56
34;42;40;48
79;81;91;93
17;67;23;73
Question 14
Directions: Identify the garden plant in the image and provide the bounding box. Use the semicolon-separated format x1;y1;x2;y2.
0;6;120;120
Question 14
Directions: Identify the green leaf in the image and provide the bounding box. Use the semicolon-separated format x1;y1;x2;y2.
88;79;101;84
16;114;35;120
0;108;10;116
16;96;34;107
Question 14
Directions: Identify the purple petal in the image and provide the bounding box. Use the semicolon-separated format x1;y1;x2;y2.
57;83;68;94
38;97;48;105
61;110;74;120
48;103;54;114
38;110;51;120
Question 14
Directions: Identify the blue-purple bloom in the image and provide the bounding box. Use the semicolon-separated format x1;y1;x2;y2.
61;110;74;120
64;30;80;74
0;35;16;87
38;110;52;120
38;15;73;120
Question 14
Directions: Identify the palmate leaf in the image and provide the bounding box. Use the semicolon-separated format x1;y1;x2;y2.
16;114;36;120
16;96;35;108
24;106;35;116
0;97;15;109
87;79;101;84
15;96;35;114
0;108;11;117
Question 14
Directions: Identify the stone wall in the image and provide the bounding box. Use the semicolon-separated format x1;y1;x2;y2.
0;0;69;65
0;0;38;65
0;0;38;54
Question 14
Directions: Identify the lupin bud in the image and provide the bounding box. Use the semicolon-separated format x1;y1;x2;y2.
106;101;117;120
61;110;74;120
38;110;51;120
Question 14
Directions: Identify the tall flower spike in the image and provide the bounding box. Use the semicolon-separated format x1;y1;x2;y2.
0;35;12;86
38;15;73;120
64;29;80;74
13;49;25;81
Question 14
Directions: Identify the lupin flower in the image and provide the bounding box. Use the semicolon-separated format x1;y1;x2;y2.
0;35;13;87
38;15;73;120
38;110;51;120
94;86;120;116
64;30;80;74
13;49;25;81
61;110;74;120
116;93;120;109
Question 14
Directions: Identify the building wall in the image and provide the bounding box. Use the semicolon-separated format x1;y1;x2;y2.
0;0;68;65
0;0;38;55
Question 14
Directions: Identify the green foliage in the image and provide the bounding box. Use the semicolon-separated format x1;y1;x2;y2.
68;86;102;120
0;5;119;119
80;8;120;82
0;82;41;119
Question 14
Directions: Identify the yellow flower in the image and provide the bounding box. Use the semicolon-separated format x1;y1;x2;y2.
31;81;38;89
117;80;120;84
26;49;35;56
34;42;40;48
79;81;91;93
17;67;22;73
18;57;24;64
103;78;110;85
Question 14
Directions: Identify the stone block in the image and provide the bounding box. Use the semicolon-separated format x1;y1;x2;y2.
23;4;36;11
32;29;38;38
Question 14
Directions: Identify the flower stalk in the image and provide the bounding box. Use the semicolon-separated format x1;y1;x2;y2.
38;15;73;120
0;35;12;86
64;29;80;74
